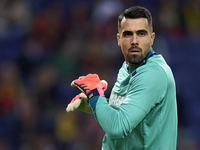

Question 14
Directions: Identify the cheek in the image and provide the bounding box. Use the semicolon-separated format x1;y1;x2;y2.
121;43;129;53
120;45;129;57
141;38;152;48
121;39;130;47
140;41;152;55
143;43;151;52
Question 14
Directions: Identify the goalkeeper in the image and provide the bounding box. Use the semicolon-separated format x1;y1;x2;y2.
67;6;177;150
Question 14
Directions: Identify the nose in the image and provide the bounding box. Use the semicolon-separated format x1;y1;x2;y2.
131;35;138;45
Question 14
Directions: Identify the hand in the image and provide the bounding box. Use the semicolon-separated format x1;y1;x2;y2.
66;93;93;114
71;74;107;95
67;74;108;113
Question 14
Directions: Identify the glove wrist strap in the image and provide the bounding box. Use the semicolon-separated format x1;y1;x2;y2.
87;88;104;100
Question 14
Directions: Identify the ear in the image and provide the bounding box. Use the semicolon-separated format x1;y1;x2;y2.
117;33;121;47
150;32;155;46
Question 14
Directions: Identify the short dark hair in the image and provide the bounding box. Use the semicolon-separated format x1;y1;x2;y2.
118;6;153;32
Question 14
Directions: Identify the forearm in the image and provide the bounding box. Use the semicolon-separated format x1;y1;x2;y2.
89;96;142;139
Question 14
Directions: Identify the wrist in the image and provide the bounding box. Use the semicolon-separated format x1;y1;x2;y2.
87;88;105;100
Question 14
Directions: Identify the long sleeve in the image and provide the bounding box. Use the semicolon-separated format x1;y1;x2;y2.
89;63;168;139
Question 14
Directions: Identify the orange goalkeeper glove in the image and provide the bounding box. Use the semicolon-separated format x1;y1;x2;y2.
66;92;93;113
71;74;107;99
66;74;107;113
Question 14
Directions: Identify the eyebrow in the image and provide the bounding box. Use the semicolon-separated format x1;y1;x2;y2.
122;30;133;35
136;29;148;33
122;29;148;35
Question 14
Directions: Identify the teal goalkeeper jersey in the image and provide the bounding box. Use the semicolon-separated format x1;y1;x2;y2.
89;49;178;150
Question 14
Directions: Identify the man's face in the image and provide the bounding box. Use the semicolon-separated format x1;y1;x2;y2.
117;17;155;66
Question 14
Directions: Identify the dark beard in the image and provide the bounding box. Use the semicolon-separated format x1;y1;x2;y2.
126;46;145;65
126;53;144;65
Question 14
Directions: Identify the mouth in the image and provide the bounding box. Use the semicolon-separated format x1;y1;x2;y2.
129;48;141;55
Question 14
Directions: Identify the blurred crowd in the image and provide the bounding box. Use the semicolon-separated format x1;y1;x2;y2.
0;0;199;149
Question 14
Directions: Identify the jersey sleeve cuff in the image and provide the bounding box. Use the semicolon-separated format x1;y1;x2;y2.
87;88;105;100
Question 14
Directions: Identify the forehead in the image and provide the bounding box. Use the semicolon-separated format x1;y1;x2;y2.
120;17;150;33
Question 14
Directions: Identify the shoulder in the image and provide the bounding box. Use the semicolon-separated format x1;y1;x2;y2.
138;55;170;77
133;55;170;88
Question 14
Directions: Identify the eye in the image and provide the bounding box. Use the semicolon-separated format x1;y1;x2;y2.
123;31;132;37
138;30;147;36
140;32;146;36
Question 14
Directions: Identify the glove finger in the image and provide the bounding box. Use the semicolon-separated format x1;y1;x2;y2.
66;103;74;113
100;80;108;91
71;80;76;87
73;98;82;108
78;76;86;80
66;98;81;113
80;93;88;100
71;81;86;94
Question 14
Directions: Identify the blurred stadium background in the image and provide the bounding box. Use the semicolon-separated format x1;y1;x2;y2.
0;0;199;149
